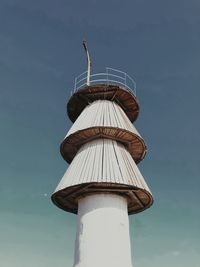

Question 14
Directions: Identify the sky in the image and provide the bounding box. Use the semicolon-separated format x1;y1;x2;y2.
0;0;200;266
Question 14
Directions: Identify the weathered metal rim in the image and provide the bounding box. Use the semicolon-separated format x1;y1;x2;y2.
51;182;153;215
60;126;147;164
67;84;140;123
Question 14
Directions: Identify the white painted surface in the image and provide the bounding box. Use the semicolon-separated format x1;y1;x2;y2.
73;194;133;267
65;100;141;138
55;139;151;194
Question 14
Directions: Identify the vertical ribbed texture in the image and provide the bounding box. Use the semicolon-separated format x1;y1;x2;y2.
65;100;141;138
55;139;151;194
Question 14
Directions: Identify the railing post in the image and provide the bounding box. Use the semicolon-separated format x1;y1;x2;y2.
106;68;109;85
74;78;77;93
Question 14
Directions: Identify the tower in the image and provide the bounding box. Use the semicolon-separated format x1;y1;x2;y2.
52;44;153;267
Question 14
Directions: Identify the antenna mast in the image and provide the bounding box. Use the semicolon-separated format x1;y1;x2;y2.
83;40;91;86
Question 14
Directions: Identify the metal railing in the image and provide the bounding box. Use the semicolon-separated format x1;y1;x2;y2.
73;67;136;96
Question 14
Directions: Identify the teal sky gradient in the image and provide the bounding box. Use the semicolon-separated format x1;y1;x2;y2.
0;0;200;266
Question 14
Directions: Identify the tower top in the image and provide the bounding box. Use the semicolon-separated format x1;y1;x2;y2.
67;67;139;122
67;42;139;122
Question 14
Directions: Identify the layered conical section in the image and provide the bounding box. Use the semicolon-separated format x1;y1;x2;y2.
52;138;153;214
61;100;146;164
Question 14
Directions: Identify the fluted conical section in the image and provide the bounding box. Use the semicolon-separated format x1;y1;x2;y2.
52;138;153;214
67;100;139;136
61;100;146;164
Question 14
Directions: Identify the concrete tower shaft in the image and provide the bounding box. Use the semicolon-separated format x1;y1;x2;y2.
74;194;133;267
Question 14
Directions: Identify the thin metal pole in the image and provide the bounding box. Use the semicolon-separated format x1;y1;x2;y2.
83;41;91;86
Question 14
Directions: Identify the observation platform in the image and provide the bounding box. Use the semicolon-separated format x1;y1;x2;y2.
67;68;140;123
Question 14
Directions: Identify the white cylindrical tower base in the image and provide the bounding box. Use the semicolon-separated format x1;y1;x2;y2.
73;193;133;267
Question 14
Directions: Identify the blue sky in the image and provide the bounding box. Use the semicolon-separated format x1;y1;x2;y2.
0;0;200;266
